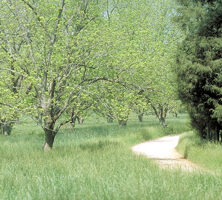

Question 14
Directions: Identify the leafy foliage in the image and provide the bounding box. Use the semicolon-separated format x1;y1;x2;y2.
0;0;182;148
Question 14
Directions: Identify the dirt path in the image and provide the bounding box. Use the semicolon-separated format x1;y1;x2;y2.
132;134;199;171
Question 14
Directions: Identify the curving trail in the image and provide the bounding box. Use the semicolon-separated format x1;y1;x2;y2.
132;135;199;171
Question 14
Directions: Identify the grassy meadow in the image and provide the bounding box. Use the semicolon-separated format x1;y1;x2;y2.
1;114;222;200
177;132;222;175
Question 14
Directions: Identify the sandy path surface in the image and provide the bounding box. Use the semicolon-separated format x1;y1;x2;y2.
132;135;199;171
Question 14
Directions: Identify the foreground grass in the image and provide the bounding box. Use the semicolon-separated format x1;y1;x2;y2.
177;132;222;174
1;114;222;199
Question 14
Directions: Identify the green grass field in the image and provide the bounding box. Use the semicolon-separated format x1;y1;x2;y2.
1;114;222;200
177;132;222;175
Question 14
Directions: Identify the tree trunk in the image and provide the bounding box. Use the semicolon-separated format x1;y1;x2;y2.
159;117;167;127
107;115;114;123
220;130;222;143
215;127;219;142
69;121;76;129
216;131;219;142
174;112;178;118
151;104;167;127
42;119;56;151
138;113;144;122
43;130;56;151
69;116;77;129
206;126;211;140
0;122;13;135
77;116;84;124
118;120;127;126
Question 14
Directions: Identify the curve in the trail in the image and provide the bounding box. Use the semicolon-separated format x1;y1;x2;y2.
132;134;199;171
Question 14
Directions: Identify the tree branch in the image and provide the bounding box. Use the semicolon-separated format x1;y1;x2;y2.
20;0;46;29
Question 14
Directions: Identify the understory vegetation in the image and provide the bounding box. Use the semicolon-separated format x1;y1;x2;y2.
1;114;222;200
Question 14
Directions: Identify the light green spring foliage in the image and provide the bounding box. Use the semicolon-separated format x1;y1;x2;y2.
0;81;18;122
0;0;182;144
92;0;182;121
0;67;27;126
92;81;137;123
0;4;28;125
0;0;117;133
108;0;181;115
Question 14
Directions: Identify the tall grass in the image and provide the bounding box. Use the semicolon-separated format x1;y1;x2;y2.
177;132;222;174
1;114;222;200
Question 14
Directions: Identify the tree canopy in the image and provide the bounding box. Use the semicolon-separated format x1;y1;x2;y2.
0;0;182;149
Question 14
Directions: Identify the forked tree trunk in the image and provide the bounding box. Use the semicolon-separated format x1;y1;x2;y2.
151;104;168;127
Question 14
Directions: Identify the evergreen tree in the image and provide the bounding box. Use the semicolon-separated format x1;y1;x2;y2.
176;0;222;140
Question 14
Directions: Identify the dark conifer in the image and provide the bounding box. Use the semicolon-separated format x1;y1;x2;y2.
176;0;222;141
